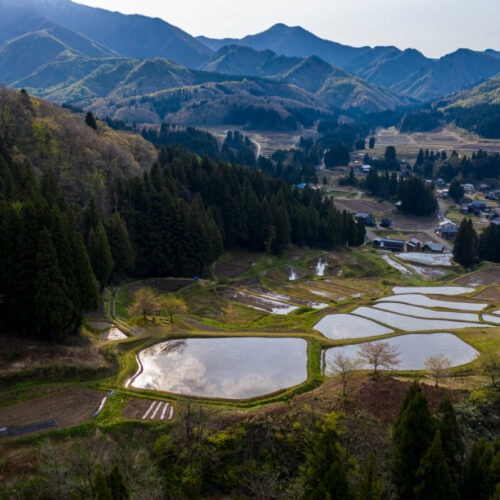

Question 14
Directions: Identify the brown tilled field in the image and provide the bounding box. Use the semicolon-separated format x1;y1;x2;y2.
333;199;392;216
0;387;104;437
454;264;500;289
373;126;500;157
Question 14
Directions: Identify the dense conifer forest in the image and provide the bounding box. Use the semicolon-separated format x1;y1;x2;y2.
0;88;365;341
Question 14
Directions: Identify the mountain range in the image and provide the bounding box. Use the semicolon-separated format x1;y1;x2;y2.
0;0;499;127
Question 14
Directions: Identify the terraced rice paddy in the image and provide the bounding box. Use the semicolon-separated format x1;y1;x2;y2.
323;333;479;372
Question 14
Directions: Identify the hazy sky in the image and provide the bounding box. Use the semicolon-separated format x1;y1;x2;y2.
74;0;499;58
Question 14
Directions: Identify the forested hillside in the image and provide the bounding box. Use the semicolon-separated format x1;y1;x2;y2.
0;88;365;340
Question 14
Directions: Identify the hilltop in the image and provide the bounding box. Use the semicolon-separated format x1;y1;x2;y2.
0;1;500;127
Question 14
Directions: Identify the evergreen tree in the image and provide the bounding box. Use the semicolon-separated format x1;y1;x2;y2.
88;221;114;289
365;168;380;195
478;223;500;263
303;416;351;499
413;431;459;500
392;382;436;499
35;228;78;341
355;452;383;500
324;144;350;168
107;212;135;279
461;439;500;500
107;465;129;499
325;206;342;249
415;148;425;167
65;212;99;312
48;207;83;328
85;111;97;131
436;395;464;481
384;145;399;169
448;178;464;204
397;176;437;215
453;218;479;268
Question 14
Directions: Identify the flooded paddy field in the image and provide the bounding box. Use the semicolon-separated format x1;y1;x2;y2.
314;314;393;339
130;337;308;399
323;333;479;372
376;294;487;311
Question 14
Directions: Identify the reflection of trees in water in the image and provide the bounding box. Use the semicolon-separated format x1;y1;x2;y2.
148;340;186;357
160;340;186;354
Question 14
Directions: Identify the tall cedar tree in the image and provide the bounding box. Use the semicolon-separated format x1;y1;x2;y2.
303;416;351;499
88;220;114;289
35;228;78;341
355;452;383;500
461;439;500;500
65;213;99;311
453;218;479;268
436;395;464;482
397;176;437;216
106;212;135;280
478;222;500;263
448;178;464;203
85;111;97;130
392;382;436;499
413;431;459;500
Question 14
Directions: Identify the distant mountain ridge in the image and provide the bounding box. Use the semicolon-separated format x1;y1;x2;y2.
201;46;407;112
0;0;499;126
198;24;500;102
0;0;212;67
198;23;372;68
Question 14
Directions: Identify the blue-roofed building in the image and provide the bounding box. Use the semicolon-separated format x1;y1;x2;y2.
438;226;458;240
372;237;405;252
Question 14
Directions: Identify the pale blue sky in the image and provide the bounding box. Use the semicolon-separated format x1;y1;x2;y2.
75;0;500;58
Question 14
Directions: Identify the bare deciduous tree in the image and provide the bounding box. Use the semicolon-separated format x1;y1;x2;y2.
327;351;363;396
358;341;400;376
424;354;452;387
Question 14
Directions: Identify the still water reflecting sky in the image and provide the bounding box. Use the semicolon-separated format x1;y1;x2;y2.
323;333;479;372
132;337;308;399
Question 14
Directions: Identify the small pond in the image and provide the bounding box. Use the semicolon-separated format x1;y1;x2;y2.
323;333;479;372
131;337;308;399
314;314;393;339
377;294;487;311
351;306;486;331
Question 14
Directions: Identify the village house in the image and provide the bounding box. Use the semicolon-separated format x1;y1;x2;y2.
355;212;377;226
422;241;444;253
438;226;458;240
463;183;475;194
372;237;406;252
380;218;392;228
406;238;423;251
358;164;372;174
